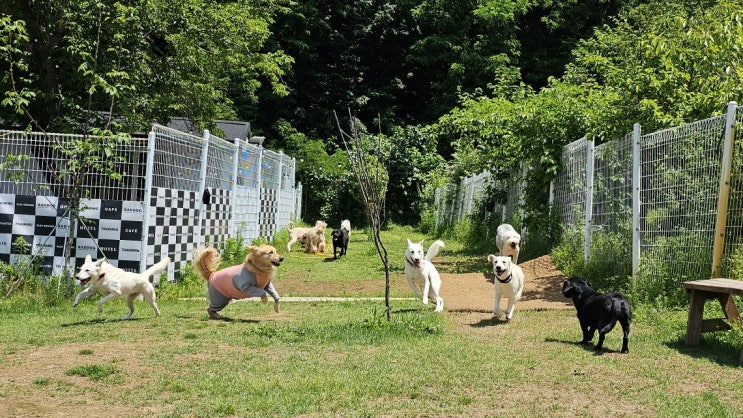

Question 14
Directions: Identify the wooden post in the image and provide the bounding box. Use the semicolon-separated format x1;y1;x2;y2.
711;101;737;276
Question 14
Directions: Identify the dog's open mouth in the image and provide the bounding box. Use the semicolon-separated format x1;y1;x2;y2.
413;260;421;268
271;260;282;267
78;278;90;286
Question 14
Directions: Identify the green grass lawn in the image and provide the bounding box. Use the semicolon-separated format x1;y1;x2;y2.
1;226;742;417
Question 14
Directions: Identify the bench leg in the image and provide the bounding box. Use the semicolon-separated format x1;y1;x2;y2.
717;293;742;326
686;290;706;347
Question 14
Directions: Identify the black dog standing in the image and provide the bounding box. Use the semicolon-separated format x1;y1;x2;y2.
331;228;349;259
561;277;632;353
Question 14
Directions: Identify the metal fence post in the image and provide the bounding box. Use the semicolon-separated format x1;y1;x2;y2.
584;138;595;262
140;130;156;275
197;130;210;248
290;157;296;218
256;144;264;237
231;138;240;238
632;123;642;276
712;101;738;276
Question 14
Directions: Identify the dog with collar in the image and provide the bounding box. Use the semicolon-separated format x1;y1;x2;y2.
73;254;170;319
561;277;632;353
404;239;445;312
194;244;283;319
487;254;524;320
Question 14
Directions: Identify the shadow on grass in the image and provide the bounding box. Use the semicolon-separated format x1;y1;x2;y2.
436;257;489;275
61;317;143;327
544;337;628;355
469;316;511;327
201;315;262;323
663;334;742;367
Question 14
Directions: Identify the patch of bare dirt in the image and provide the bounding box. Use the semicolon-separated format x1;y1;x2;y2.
281;254;573;314
442;255;573;313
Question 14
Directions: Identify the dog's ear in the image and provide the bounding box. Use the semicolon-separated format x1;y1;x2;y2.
487;254;496;262
561;281;573;297
95;258;106;267
407;239;413;245
84;254;92;263
417;240;424;246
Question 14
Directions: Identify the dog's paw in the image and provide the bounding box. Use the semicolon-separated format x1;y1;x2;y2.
274;301;280;313
207;309;223;320
261;295;268;305
422;298;429;305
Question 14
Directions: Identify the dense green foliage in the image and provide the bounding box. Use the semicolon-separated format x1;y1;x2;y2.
0;0;291;133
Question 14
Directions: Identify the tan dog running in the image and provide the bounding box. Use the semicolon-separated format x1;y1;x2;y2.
286;220;327;253
303;224;328;254
194;245;283;319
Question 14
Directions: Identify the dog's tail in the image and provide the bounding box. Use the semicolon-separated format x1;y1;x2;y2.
193;248;220;281
144;256;170;278
425;240;445;261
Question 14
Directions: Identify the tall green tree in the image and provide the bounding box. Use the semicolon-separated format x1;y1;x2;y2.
0;0;292;133
260;0;417;141
566;0;743;140
0;0;292;286
403;0;529;122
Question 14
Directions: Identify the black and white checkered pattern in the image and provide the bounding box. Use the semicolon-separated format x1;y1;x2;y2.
0;193;145;274
201;187;232;247
2;185;294;279
147;187;199;279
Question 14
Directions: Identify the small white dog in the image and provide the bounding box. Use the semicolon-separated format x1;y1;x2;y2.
496;223;521;263
73;255;170;319
340;219;351;237
488;254;525;320
404;239;445;312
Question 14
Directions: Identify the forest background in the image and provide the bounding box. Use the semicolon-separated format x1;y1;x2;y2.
1;0;742;254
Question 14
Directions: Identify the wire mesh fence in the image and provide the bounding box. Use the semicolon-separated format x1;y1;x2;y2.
0;125;301;278
436;102;743;285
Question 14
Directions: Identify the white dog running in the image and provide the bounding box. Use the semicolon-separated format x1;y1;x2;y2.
404;239;445;312
488;254;525;320
340;219;351;237
73;254;170;319
495;223;521;263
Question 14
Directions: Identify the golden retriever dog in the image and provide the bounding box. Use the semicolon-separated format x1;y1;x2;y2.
193;245;283;319
286;220;327;253
303;223;328;254
73;254;170;319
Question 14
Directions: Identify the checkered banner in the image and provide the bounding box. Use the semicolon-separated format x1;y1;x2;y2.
0;193;144;274
147;187;200;278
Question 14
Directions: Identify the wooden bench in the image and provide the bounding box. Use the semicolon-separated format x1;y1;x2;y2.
682;278;743;365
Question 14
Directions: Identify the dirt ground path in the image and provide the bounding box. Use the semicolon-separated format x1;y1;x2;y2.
441;255;573;313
